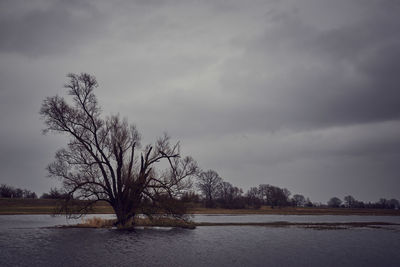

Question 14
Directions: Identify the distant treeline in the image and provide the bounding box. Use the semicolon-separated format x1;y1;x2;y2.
185;169;400;210
181;182;313;209
0;184;37;199
326;196;400;210
0;184;66;200
2;177;399;211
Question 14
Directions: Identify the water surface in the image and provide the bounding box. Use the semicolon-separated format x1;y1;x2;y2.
1;215;399;266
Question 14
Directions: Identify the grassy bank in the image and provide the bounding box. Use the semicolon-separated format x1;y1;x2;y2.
1;198;400;216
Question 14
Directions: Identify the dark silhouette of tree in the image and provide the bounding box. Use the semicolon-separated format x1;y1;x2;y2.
245;187;262;208
40;73;198;228
196;169;222;207
327;197;342;208
344;195;356;208
258;184;290;207
305;197;314;207
180;191;201;203
22;190;37;199
0;184;14;198
378;198;389;209
40;188;68;199
292;194;306;207
376;198;399;209
258;184;269;204
216;181;244;209
388;199;400;209
0;184;37;199
13;188;23;198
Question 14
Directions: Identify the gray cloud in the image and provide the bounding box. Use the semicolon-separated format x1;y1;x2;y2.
217;1;400;133
0;0;105;56
0;0;399;202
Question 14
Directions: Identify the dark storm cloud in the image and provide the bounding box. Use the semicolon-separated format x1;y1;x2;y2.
0;0;399;201
216;0;400;133
115;0;400;139
0;0;105;56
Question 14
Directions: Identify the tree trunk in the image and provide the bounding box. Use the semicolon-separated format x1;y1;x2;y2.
113;204;135;229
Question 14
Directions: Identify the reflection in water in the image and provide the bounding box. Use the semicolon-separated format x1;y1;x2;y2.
1;215;400;266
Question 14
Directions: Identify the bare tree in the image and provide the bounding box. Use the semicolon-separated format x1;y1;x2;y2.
258;184;290;207
344;195;356;208
196;169;222;207
388;199;400;209
40;188;67;199
216;181;244;208
22;189;37;199
327;197;342;208
0;184;14;198
0;184;37;199
292;194;306;207
245;187;262;208
40;73;198;228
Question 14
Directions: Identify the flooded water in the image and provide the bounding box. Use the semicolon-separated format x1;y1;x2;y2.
193;214;400;224
1;214;400;266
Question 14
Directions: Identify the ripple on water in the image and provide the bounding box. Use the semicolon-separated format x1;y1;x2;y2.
1;215;400;267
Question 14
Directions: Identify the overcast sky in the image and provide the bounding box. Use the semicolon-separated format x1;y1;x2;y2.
1;0;399;203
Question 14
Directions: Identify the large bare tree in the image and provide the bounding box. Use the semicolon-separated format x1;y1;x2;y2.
40;73;198;227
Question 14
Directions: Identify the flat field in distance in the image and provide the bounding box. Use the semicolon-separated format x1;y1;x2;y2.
1;198;399;216
0;198;113;215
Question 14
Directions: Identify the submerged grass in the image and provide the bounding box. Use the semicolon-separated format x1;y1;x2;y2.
76;217;115;228
69;216;196;229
